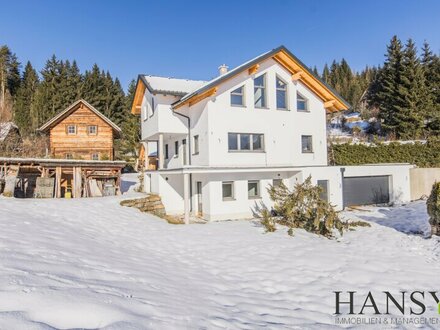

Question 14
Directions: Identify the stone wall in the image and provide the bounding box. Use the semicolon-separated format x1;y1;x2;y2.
120;194;166;217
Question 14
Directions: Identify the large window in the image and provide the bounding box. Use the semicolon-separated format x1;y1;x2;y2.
317;180;329;201
222;182;234;200
254;74;266;108
276;76;287;109
66;125;76;135
297;92;308;111
228;133;264;152
248;180;260;199
193;135;199;154
231;86;244;106
165;144;169;159
301;135;313;153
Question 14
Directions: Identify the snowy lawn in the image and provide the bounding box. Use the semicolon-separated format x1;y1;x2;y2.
0;176;440;329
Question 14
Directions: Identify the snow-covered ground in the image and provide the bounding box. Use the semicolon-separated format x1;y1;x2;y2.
0;175;439;329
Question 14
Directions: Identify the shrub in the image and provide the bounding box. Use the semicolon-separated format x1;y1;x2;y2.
427;182;440;236
260;208;276;233
263;176;344;237
331;139;440;167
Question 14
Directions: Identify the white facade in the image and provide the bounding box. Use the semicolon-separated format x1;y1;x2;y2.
137;47;413;222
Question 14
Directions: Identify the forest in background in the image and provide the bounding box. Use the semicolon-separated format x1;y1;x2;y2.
0;35;439;160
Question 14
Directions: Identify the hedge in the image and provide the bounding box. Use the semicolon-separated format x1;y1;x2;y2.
331;140;440;168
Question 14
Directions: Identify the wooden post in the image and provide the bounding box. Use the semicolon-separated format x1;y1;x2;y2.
73;167;82;198
55;166;62;198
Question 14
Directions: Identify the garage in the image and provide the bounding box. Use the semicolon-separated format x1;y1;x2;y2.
343;175;390;207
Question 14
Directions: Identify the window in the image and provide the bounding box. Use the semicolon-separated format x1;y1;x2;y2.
228;133;238;150
193;135;199;154
231;86;244;106
67;125;76;135
222;182;234;200
276;76;287;109
228;133;264;152
248;180;260;199
240;134;250;150
297;92;308;111
65;153;73;159
174;141;179;157
91;153;99;160
87;125;97;135
165;144;169;159
301;135;313;153
151;97;155;116
317;180;329;201
273;179;283;187
254;74;266;108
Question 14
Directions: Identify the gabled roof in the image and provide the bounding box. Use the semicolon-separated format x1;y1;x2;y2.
38;99;122;136
142;75;206;96
131;45;350;114
0;122;19;142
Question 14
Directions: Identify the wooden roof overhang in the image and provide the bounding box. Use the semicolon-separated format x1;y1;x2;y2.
172;46;350;112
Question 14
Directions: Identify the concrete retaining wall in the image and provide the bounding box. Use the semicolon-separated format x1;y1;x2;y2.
410;168;440;200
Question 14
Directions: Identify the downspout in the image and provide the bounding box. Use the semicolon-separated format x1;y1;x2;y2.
172;108;193;212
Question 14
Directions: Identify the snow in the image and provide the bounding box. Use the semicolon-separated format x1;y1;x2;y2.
143;75;206;95
0;176;439;329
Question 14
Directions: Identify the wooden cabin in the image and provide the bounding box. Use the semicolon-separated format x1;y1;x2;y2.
38;99;121;160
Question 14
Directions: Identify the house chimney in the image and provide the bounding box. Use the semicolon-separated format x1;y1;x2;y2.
218;64;229;76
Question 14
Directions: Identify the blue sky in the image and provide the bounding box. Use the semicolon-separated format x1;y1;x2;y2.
1;0;439;91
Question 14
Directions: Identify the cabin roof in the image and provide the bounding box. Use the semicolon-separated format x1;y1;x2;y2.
38;99;122;136
0;122;19;142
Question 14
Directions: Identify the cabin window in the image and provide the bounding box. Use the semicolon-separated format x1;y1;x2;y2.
301;135;313;153
297;92;308;111
222;181;234;201
228;133;264;152
174;141;179;157
276;76;288;110
65;153;73;159
248;180;260;199
66;125;76;135
87;125;97;135
254;74;266;108
165;144;169;159
231;86;244;106
193;135;199;154
91;153;99;160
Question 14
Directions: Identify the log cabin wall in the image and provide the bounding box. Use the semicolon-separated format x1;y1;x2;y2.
49;103;114;160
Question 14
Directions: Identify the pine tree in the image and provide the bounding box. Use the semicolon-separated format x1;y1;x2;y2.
322;64;330;84
376;36;404;137
421;41;440;134
14;62;39;134
395;39;429;138
0;45;21;120
119;79;140;157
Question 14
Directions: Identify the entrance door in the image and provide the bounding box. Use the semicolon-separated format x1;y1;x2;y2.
196;181;203;216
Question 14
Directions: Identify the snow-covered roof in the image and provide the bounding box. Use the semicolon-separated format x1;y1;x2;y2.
142;75;206;95
0;122;18;142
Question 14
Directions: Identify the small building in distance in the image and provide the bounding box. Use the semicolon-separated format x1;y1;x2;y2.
38;99;121;160
0;122;20;144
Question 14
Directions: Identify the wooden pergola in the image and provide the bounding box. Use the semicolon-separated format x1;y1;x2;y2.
0;157;126;198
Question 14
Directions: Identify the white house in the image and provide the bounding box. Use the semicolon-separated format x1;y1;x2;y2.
131;46;412;223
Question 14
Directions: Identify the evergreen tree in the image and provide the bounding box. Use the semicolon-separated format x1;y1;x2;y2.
0;45;21;120
119;79;140;157
14;62;39;133
375;35;404;137
421;41;440;134
395;39;429;138
322;64;330;84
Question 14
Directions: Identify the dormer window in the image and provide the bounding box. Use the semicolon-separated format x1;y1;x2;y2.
254;74;266;108
297;92;308;111
231;86;244;106
276;76;287;110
